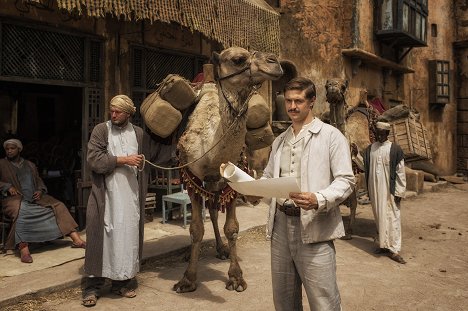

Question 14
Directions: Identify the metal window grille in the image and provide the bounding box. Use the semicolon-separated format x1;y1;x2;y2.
1;23;85;81
132;46;206;91
89;41;102;83
131;91;146;127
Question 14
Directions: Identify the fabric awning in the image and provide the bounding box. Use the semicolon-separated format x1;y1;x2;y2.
52;0;280;55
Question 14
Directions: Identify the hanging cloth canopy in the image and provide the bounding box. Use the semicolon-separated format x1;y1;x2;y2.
46;0;280;55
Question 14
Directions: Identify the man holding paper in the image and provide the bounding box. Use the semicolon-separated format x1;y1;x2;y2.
263;77;354;310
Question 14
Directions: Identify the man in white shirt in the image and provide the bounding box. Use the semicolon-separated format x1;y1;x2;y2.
263;77;355;310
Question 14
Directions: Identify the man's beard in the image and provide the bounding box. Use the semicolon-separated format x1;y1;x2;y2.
111;118;128;126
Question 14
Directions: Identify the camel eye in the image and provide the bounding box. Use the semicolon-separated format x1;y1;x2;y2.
232;56;247;66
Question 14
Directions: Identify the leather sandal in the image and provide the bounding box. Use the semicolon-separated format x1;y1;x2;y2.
389;253;407;264
112;287;137;298
82;294;97;307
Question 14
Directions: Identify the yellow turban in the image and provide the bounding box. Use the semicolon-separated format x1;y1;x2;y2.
110;95;136;115
3;139;23;151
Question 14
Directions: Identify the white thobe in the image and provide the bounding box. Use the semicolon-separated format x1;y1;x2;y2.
102;121;140;280
368;140;406;253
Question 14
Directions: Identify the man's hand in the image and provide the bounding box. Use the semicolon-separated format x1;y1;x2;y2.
126;154;144;167
7;186;19;196
289;192;318;211
33;191;42;201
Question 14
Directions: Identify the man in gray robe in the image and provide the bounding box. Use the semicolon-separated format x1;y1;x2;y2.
82;95;169;307
0;139;85;264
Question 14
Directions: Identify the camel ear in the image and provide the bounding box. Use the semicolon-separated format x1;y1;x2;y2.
212;52;220;65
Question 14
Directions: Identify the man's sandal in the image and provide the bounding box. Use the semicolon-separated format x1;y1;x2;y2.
374;248;390;254
112;287;137;298
71;241;86;249
389;253;407;264
82;294;97;307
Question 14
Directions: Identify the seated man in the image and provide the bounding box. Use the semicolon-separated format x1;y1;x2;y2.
0;139;86;263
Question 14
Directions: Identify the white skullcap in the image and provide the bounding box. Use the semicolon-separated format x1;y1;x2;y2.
110;95;136;115
3;139;23;151
376;122;391;130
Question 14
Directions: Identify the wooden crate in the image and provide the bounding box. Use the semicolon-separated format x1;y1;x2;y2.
388;118;432;162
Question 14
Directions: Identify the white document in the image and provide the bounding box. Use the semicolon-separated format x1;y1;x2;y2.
222;162;301;198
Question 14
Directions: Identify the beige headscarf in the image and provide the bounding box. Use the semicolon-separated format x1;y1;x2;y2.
110;95;136;115
3;139;23;151
376;121;391;130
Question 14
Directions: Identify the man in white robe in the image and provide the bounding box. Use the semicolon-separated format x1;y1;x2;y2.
364;121;407;264
82;95;150;307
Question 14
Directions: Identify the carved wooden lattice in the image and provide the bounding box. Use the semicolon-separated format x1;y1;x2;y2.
86;88;102;136
1;23;85;81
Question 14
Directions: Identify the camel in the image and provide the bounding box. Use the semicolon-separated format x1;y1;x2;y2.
325;78;376;237
174;47;283;293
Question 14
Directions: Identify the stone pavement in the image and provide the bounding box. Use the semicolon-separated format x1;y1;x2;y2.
0;201;270;309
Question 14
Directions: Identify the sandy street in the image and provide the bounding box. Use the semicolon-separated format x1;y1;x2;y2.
5;185;468;311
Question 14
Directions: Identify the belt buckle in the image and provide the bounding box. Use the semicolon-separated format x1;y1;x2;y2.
283;201;297;216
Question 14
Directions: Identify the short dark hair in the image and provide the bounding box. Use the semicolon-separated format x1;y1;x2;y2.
284;77;316;100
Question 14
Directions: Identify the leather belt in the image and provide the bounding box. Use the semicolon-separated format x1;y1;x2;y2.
276;202;300;217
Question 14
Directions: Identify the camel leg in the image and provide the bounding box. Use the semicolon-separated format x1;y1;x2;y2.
224;204;247;292
209;206;230;260
173;198;204;293
349;190;357;235
342;190;357;239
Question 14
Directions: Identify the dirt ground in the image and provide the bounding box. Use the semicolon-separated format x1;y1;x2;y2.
4;184;468;311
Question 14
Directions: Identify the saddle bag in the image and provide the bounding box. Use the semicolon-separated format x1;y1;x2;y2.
246;93;270;129
159;74;196;110
245;122;275;150
141;95;182;138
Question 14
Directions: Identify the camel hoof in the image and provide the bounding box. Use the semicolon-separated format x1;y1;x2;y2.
173;277;197;293
226;278;247;292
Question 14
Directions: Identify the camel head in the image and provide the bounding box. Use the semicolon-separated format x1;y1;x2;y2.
213;47;283;90
325;78;348;105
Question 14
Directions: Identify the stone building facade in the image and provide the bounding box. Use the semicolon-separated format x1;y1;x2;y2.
267;0;465;175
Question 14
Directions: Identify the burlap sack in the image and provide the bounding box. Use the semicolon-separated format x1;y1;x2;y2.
140;91;159;116
245;123;275;150
142;95;182;138
159;74;196;110
246;93;270;129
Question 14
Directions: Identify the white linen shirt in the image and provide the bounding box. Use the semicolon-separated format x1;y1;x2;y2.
263;118;355;243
